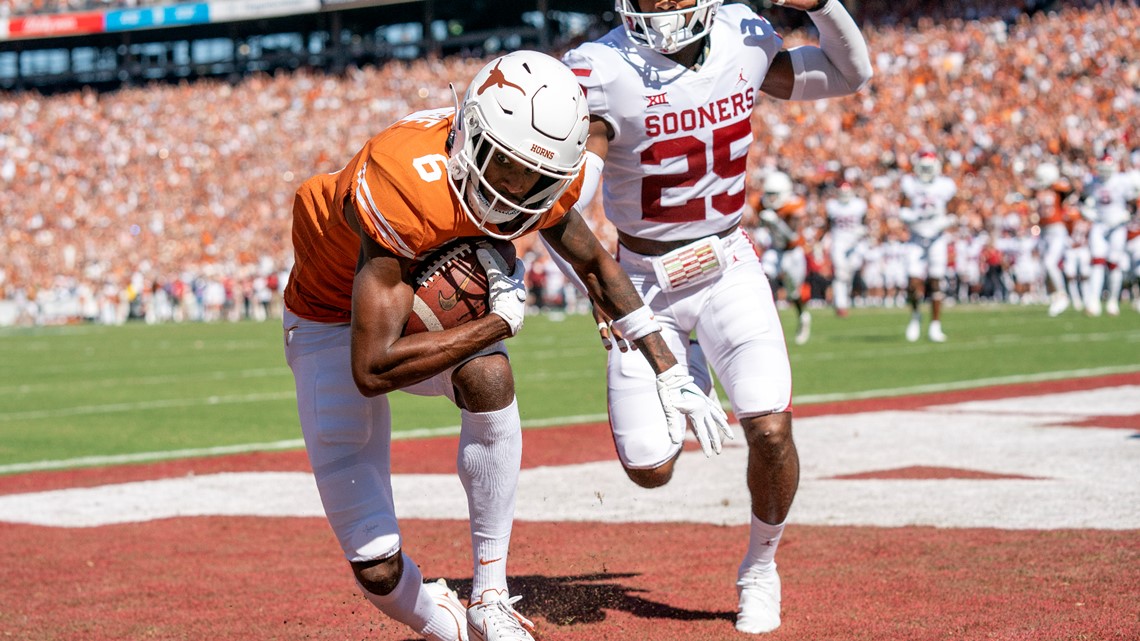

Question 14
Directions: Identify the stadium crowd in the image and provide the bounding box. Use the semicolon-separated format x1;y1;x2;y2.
1;1;1137;325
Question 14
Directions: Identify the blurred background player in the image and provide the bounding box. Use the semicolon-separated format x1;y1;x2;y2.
751;170;812;344
1064;214;1092;314
560;0;872;633
1126;208;1140;313
899;149;957;342
824;181;869;318
1027;161;1078;316
1081;153;1140;316
951;218;985;303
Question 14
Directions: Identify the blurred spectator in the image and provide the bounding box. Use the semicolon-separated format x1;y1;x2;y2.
1;2;1137;325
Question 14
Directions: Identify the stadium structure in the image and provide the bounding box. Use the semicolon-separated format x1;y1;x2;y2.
0;0;619;93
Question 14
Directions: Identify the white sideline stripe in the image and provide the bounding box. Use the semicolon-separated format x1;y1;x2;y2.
0;391;298;421
2;385;1138;529
1;365;1137;475
794;364;1140;404
0;415;606;474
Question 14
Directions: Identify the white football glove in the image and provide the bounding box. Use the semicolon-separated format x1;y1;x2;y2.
759;208;780;225
655;364;733;457
476;248;527;336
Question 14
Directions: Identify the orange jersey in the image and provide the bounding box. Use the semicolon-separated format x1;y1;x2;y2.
285;108;582;323
1031;182;1074;227
776;196;808;249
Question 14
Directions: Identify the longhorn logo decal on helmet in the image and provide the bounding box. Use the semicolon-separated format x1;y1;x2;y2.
478;61;526;96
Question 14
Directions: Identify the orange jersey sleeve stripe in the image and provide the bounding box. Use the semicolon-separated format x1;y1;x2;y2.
354;159;418;259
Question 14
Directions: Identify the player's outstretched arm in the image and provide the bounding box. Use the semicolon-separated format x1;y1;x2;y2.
760;0;873;101
542;212;732;455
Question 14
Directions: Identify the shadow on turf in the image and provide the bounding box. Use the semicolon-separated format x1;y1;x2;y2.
440;573;734;627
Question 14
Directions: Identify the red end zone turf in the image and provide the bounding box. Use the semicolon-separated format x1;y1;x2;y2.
0;373;1137;640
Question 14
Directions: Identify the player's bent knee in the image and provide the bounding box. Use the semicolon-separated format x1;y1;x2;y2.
452;353;514;412
625;463;674;488
352;553;403;596
741;412;794;450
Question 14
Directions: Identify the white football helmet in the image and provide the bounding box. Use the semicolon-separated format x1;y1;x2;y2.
616;0;723;55
1095;153;1117;180
914;150;941;183
448;51;589;240
837;181;854;203
762;171;794;210
1033;162;1060;189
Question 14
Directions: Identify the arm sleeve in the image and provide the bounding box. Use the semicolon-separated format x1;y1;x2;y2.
787;0;873;101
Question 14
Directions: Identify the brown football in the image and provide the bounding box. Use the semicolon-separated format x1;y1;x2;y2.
403;237;518;335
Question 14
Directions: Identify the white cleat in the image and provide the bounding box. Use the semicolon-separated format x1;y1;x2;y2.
467;589;535;641
425;579;469;641
1106;299;1120;316
794;311;812;345
928;322;947;343
905;315;921;343
1086;299;1102;317
1048;295;1070;317
736;565;781;634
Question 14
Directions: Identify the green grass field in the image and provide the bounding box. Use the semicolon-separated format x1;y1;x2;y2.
0;303;1137;471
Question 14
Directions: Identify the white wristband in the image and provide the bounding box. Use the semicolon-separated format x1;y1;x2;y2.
610;305;661;341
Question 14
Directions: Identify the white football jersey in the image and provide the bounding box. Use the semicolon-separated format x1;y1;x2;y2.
1083;173;1138;228
825;196;868;244
899;174;957;240
563;3;783;241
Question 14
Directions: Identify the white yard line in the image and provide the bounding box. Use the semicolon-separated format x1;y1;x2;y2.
1;365;1137;475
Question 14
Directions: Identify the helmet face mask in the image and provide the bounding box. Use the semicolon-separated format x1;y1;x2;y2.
838;181;854;203
914;151;941;183
616;0;723;55
1096;154;1116;180
448;51;589;240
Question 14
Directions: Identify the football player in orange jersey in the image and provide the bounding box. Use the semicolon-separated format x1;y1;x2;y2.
282;51;727;641
1027;161;1079;316
751;170;813;345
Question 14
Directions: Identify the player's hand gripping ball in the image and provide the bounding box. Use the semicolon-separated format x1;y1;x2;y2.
403;237;518;335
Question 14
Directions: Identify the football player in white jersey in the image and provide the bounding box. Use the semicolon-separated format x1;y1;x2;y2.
1081;154;1140;316
824;181;869;317
558;0;872;634
899;150;957;342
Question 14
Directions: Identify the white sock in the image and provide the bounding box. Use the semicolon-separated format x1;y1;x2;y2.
358;554;460;641
1087;265;1106;307
833;280;849;310
738;515;785;579
1108;268;1123;303
1067;278;1083;307
458;397;522;600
